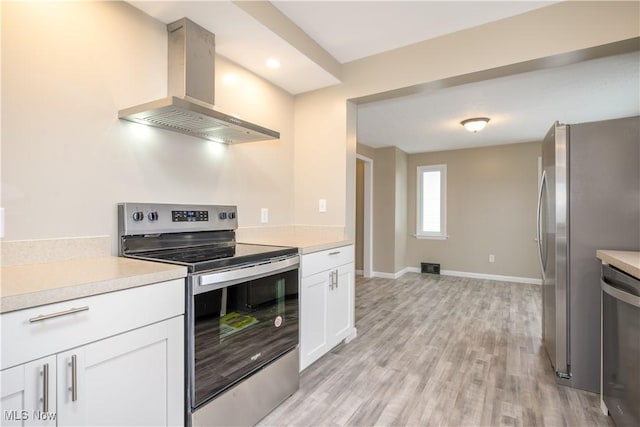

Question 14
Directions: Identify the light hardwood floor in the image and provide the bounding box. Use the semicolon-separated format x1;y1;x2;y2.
258;273;613;427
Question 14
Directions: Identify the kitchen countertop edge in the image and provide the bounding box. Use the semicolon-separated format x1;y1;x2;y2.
596;250;640;279
297;240;354;255
236;238;353;255
1;257;187;314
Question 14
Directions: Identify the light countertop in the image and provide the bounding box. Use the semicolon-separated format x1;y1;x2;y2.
1;257;187;314
596;250;640;279
0;231;352;314
238;237;353;255
236;225;352;255
296;239;353;254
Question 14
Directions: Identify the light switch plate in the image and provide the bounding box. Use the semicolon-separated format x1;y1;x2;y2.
260;208;269;223
319;199;327;213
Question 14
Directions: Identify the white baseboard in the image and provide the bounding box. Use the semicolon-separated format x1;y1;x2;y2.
371;271;398;279
440;269;542;285
345;327;358;343
600;398;608;416
377;267;542;285
372;267;412;280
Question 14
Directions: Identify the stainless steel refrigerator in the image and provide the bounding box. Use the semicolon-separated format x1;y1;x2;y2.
537;116;640;393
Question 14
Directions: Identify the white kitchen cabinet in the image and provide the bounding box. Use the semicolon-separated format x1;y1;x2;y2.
0;279;185;426
1;356;57;426
300;245;355;371
328;264;353;343
56;316;183;426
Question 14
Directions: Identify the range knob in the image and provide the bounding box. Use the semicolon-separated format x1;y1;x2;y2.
132;211;144;222
218;212;228;220
228;212;236;220
148;211;159;221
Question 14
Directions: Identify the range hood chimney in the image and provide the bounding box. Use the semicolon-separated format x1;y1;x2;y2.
118;18;279;144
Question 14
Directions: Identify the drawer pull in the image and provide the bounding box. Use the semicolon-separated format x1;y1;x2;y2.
328;251;341;256
42;363;49;412
29;306;89;323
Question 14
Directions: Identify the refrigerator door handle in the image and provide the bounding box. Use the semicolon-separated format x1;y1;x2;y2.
536;170;547;280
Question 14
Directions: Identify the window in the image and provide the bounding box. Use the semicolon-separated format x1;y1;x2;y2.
417;164;447;239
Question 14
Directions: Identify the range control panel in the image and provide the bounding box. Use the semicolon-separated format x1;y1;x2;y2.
118;203;238;236
172;210;209;222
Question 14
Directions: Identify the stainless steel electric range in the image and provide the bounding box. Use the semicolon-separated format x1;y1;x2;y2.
118;203;300;427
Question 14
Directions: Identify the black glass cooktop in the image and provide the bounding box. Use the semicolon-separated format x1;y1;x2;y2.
127;242;297;274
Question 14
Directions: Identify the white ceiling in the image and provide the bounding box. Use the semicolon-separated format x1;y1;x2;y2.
358;51;640;153
127;1;640;153
272;1;556;63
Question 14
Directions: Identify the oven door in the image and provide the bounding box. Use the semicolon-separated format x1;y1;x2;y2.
187;255;299;410
601;264;640;427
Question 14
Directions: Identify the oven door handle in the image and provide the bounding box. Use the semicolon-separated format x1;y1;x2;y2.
602;280;640;308
195;255;299;292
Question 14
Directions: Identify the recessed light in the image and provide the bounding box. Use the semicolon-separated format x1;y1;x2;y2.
266;58;281;69
222;73;238;85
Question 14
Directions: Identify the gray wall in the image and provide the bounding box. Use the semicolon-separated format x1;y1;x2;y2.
372;147;398;274
394;149;408;273
406;142;541;278
366;146;409;275
362;141;542;279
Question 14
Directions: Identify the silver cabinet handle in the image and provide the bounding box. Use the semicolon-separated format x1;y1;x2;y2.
328;251;341;256
70;355;78;402
29;306;89;323
42;363;49;412
328;270;339;289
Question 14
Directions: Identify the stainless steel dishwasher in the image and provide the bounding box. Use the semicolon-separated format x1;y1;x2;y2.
601;264;640;427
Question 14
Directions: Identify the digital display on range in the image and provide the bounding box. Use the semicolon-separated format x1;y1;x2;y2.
172;210;209;222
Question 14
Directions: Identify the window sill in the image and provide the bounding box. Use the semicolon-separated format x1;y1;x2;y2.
414;234;448;240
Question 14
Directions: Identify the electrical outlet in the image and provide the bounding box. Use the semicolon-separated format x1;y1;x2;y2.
319;199;327;213
489;254;495;263
260;208;269;223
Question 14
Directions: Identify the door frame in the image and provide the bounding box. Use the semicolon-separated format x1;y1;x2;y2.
356;154;373;278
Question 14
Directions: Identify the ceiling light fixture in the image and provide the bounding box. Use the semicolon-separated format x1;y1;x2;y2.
266;58;281;69
461;117;490;133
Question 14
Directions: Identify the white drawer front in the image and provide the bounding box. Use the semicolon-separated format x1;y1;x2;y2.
301;245;354;277
1;279;184;370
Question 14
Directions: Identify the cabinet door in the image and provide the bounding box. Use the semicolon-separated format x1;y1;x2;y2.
328;263;354;347
1;355;57;426
300;270;331;371
57;316;184;426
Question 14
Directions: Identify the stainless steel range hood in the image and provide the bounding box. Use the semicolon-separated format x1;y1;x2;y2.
119;18;279;144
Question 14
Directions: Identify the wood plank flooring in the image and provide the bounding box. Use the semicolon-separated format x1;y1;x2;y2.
258;273;613;427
